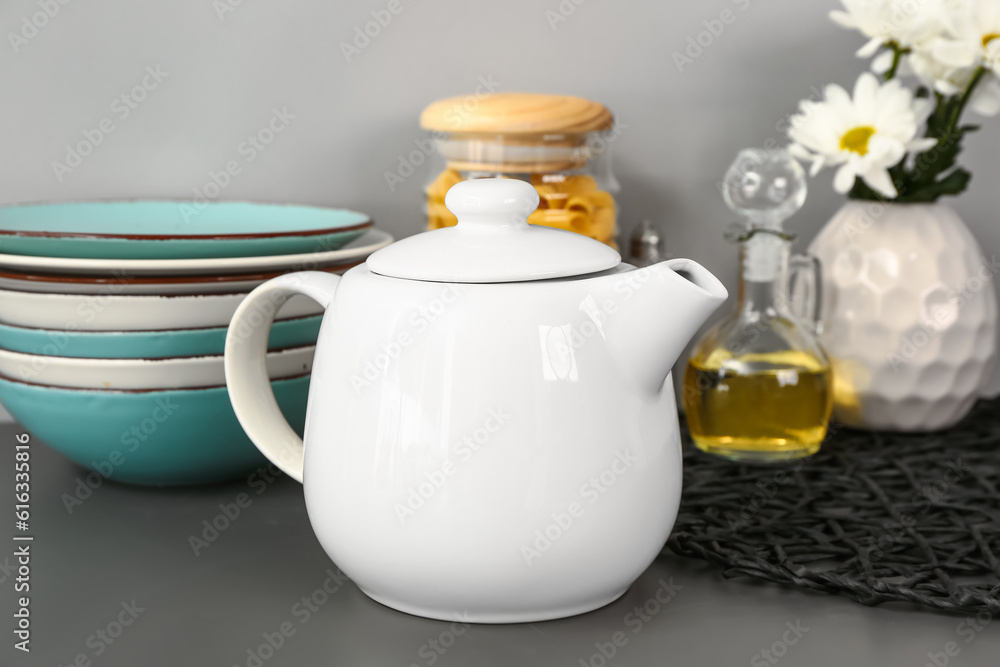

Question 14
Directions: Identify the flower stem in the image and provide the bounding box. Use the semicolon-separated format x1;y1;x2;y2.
943;66;987;140
884;44;906;81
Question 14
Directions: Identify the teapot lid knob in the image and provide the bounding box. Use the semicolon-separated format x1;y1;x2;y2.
444;178;539;230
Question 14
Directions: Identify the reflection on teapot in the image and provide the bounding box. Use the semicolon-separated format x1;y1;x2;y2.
224;178;727;623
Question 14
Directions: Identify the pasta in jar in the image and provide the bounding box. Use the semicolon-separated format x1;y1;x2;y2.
420;93;620;248
425;171;617;244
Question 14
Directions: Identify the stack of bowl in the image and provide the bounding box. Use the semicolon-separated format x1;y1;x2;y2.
0;200;391;485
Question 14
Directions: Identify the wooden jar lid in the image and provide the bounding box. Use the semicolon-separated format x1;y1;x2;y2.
420;93;613;135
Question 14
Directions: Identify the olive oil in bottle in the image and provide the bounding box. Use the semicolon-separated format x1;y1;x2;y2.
684;349;833;460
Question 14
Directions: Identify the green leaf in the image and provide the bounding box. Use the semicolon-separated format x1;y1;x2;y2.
896;168;972;203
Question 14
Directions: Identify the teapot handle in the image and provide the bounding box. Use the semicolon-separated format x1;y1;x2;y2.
224;271;341;483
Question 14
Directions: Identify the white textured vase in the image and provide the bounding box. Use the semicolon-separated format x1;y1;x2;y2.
809;201;998;431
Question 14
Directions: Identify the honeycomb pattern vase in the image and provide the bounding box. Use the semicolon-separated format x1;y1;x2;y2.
809;201;998;431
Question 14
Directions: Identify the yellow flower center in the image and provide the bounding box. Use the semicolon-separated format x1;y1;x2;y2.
840;126;876;156
984;33;1000;48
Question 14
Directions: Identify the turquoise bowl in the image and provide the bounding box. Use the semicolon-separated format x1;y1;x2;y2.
0;374;309;485
0;315;322;359
0;201;372;260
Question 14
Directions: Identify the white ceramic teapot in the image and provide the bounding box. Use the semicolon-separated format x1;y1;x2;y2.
224;178;727;623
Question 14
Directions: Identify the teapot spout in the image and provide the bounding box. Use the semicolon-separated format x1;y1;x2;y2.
601;259;728;393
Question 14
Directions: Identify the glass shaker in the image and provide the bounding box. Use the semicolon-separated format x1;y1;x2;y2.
628;219;669;268
682;148;833;461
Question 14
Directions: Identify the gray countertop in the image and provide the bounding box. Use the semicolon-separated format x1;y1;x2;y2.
2;422;998;667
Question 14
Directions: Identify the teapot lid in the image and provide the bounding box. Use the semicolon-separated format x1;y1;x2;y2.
366;178;621;283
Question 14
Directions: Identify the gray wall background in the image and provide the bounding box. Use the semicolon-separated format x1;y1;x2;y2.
0;0;998;421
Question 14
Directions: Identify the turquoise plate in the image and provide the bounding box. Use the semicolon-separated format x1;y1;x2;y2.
0;201;372;260
0;374;309;485
0;315;322;359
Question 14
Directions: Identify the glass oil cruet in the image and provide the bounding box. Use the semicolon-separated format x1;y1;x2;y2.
682;148;834;461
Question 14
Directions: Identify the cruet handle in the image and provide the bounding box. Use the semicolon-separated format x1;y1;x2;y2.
788;253;823;335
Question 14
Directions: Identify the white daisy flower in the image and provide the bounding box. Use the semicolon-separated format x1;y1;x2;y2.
907;46;1000;114
788;73;938;199
906;0;1000;115
831;0;951;59
931;0;1000;69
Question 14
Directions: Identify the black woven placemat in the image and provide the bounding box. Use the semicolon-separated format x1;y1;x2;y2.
666;398;1000;614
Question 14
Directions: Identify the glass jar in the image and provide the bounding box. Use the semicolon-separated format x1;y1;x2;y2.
420;93;621;248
